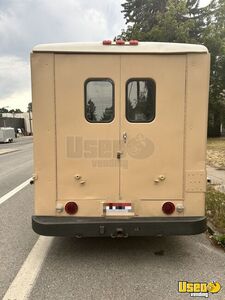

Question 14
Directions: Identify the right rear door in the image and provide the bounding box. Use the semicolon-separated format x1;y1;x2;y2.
119;54;186;201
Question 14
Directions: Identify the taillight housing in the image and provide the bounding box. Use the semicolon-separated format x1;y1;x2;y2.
162;202;175;215
65;202;78;215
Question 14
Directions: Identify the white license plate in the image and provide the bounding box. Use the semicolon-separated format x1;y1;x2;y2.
104;203;134;216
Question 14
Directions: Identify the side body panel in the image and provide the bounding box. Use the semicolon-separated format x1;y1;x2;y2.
184;53;210;216
31;53;56;215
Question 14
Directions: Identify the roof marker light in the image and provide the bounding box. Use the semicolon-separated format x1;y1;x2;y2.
129;40;139;45
103;40;112;45
116;39;125;45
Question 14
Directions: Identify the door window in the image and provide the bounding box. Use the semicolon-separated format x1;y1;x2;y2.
126;79;156;122
85;79;114;123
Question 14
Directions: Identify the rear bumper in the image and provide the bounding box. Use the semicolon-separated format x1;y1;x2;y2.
32;216;207;237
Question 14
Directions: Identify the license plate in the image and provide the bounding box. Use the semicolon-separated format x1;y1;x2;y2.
104;203;134;216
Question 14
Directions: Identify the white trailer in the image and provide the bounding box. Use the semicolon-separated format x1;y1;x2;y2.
0;127;15;143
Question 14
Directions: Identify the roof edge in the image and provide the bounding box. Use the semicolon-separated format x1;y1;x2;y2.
33;41;208;54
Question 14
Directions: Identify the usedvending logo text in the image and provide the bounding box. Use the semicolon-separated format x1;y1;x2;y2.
178;281;221;298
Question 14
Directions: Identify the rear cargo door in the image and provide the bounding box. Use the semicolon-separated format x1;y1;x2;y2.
120;55;186;200
55;54;120;202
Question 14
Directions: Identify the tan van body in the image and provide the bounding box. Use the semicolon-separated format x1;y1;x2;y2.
31;42;210;237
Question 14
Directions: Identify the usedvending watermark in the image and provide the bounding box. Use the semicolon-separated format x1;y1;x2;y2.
66;134;154;168
178;281;221;298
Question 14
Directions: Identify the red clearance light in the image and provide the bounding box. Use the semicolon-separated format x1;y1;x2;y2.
103;40;112;45
116;39;125;45
162;202;175;215
65;202;78;215
129;40;139;45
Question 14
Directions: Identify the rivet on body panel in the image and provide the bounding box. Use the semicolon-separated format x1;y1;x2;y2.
74;175;81;180
56;203;64;213
159;175;166;181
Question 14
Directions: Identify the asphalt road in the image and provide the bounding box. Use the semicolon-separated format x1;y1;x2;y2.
0;137;33;197
0;137;224;300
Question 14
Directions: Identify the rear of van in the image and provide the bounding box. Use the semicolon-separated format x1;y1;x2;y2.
31;41;210;237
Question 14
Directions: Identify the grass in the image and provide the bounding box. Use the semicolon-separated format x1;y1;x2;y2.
206;185;225;230
211;234;225;246
206;185;225;245
207;138;225;169
206;138;225;246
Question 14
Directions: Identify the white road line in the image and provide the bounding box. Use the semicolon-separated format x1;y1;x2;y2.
0;178;32;205
3;236;54;300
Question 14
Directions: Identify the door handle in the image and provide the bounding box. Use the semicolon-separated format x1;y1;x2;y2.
123;132;127;143
117;151;123;159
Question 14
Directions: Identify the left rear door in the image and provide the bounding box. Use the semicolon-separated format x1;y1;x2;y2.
55;54;120;203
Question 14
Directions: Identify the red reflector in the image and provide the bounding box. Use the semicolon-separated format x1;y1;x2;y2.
129;40;139;45
103;40;112;45
65;202;78;215
162;202;175;215
116;39;125;45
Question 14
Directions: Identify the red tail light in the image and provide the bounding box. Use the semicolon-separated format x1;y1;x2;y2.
116;39;125;45
65;202;78;215
162;202;175;215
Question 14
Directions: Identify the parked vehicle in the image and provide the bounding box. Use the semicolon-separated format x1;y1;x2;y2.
31;41;210;237
0;127;14;143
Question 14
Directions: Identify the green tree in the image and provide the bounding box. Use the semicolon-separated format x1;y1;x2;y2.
120;0;215;42
9;109;23;113
203;0;225;136
120;0;167;40
120;0;225;136
0;107;9;113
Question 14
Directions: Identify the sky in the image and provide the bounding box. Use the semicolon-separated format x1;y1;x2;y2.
0;0;212;112
0;0;125;111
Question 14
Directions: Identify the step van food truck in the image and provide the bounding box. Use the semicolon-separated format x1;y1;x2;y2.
31;41;210;237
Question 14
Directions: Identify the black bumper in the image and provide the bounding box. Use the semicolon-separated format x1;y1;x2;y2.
32;216;207;237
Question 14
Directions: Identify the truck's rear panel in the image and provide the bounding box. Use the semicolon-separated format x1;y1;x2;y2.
31;42;210;237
